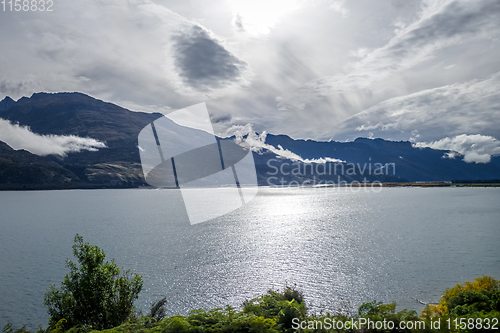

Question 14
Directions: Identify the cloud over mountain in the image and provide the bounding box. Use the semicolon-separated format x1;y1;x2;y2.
0;119;106;156
227;124;343;163
414;134;500;164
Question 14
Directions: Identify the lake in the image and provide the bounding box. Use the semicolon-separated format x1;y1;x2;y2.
0;187;499;330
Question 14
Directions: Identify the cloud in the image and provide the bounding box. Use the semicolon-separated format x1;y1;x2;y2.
233;14;245;32
414;134;500;164
172;26;247;92
333;71;500;142
0;119;106;157
0;0;252;112
353;0;500;78
227;124;343;163
0;77;40;98
211;114;232;123
275;0;500;137
329;1;349;18
1;0;499;143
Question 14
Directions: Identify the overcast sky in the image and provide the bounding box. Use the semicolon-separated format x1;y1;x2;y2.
1;0;500;161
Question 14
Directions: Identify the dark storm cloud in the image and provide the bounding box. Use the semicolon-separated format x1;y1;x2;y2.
211;114;232;123
173;26;246;91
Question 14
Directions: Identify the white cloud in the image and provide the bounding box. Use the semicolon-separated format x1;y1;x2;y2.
226;124;343;163
0;119;106;156
414;134;500;164
333;71;500;142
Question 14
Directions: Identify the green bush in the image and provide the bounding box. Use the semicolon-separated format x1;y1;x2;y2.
243;285;307;332
447;289;500;317
43;234;143;330
156;307;279;333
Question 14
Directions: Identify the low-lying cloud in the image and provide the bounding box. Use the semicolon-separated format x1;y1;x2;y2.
0;119;107;156
227;124;343;163
414;134;500;164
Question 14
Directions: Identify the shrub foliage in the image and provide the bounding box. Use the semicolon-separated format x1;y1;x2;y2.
43;234;143;330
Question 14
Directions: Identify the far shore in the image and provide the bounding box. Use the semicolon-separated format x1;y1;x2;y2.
1;181;500;191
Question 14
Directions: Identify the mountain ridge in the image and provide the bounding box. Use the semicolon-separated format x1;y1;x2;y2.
1;92;499;189
263;133;500;181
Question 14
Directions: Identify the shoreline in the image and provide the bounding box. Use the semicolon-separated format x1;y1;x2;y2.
1;182;500;191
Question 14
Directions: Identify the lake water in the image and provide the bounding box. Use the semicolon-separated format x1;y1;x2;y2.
0;187;499;330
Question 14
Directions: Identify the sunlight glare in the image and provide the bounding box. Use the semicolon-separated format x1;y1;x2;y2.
229;0;301;35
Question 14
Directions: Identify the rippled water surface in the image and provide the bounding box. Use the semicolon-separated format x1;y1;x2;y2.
1;187;499;329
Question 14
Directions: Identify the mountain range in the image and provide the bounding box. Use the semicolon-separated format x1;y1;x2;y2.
1;92;499;189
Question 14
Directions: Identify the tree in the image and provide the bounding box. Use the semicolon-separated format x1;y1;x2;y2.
44;234;143;330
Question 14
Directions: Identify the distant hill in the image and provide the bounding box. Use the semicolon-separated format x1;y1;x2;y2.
1;92;500;189
0;93;161;146
0;140;81;190
0;92;163;188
